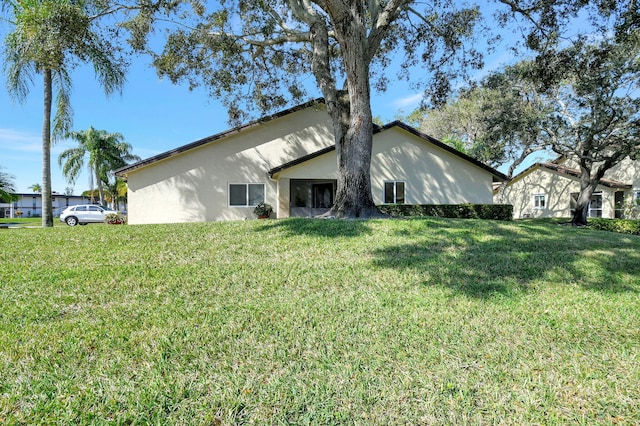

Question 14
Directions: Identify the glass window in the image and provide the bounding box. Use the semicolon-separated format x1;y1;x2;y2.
248;184;265;206
384;181;405;204
634;190;640;208
229;183;265;207
533;194;546;209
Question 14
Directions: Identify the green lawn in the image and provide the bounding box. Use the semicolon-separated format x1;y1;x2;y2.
1;218;639;424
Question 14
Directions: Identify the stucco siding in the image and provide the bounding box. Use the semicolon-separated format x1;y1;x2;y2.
126;106;334;224
371;128;495;204
501;167;617;219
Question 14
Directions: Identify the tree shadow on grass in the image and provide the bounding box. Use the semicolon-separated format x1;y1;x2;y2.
256;217;373;238
372;221;640;299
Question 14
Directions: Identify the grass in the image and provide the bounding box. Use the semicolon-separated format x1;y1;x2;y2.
0;217;66;227
1;217;639;424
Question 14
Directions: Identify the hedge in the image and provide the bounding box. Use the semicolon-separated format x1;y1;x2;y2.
587;218;640;235
378;204;513;221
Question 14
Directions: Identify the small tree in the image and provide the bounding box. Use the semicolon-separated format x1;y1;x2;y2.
59;127;139;206
28;183;42;193
0;167;19;202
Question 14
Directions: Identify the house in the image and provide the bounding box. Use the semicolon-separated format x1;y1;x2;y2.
115;99;507;224
0;193;90;219
495;156;640;219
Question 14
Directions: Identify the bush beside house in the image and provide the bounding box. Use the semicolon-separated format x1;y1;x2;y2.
378;204;513;221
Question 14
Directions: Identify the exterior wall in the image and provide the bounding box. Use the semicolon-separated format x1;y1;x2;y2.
503;156;640;219
276;126;497;210
499;167;616;219
370;128;495;204
125;106;335;224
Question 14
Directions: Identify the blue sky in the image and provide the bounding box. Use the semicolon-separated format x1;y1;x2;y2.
0;51;438;194
0;9;545;195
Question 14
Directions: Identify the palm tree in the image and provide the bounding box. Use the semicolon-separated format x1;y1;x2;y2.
28;183;42;193
59;126;140;206
103;176;129;211
3;0;126;227
0;167;19;202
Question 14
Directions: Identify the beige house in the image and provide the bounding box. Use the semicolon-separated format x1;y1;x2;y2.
116;99;507;224
496;157;640;219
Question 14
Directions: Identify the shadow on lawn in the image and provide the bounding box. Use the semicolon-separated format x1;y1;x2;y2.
372;220;640;299
256;217;373;238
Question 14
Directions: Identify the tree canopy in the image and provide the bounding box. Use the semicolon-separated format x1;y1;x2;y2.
0;166;19;202
127;0;485;217
59;126;140;206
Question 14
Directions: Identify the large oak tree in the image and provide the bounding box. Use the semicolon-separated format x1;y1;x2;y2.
130;0;485;218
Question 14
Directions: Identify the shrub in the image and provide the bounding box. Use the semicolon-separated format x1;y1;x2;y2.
378;204;513;221
104;212;127;225
253;202;273;218
588;218;640;235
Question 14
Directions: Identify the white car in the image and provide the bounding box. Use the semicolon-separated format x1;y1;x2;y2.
59;204;116;226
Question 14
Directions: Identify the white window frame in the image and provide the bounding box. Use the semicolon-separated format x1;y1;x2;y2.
588;191;603;218
383;180;406;204
228;183;265;207
634;190;640;209
533;194;546;209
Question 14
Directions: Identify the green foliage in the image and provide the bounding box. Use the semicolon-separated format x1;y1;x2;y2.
0;167;19;202
588;218;640;236
133;2;485;122
104;212;126;224
59;126;140;205
252;202;273;218
27;183;42;193
0;219;639;423
378;204;513;221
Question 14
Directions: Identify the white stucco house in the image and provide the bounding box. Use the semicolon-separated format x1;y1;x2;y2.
496;156;640;219
116;99;507;224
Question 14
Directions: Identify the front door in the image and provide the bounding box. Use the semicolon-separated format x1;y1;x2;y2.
312;183;334;209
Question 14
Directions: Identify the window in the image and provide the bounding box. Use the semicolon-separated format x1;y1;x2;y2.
229;183;265;207
589;192;603;217
634;190;640;208
384;181;405;204
533;194;546;209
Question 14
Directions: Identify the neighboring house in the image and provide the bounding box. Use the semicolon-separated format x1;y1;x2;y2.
0;193;89;218
115;99;507;225
496;156;640;219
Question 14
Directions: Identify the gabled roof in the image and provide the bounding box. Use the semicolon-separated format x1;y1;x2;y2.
268;120;509;181
501;161;632;191
115;98;326;177
115;98;507;182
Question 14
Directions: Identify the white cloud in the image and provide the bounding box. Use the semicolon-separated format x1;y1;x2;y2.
0;128;42;152
392;93;423;109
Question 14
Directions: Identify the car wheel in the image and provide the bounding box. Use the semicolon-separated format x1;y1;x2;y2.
65;216;79;226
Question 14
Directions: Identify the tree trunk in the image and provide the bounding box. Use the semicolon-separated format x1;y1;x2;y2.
330;95;380;218
95;166;105;206
570;170;598;226
41;69;54;228
317;6;381;219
